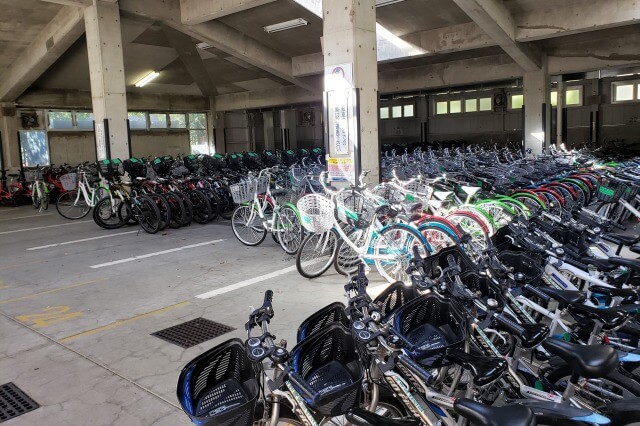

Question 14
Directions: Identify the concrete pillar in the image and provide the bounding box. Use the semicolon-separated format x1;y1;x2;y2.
556;78;565;147
213;112;225;154
0;103;20;170
262;111;275;151
523;57;550;154
84;0;129;160
280;110;297;150
323;0;379;183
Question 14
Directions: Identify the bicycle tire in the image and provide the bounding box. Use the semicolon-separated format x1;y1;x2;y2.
174;191;193;226
40;183;49;211
133;194;162;234
334;228;366;276
277;205;304;255
56;190;91;219
200;188;220;221
216;186;235;220
374;224;429;283
146;193;171;231
93;196;125;229
296;230;338;279
164;192;185;229
231;205;267;246
188;189;212;224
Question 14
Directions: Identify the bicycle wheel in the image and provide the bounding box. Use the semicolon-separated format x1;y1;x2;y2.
277;205;304;255
546;365;640;405
231;205;267;246
187;189;212;224
296;230;338;279
174;191;193;226
200;188;220;221
56;190;91;219
418;222;459;254
40;183;49;211
93;196;125;229
146;193;171;231
446;211;488;251
216;186;235;220
373;224;428;283
164;192;185;229
132;195;162;234
31;184;40;209
334;228;366;276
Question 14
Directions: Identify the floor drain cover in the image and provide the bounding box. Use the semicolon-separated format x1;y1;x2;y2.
0;383;39;422
151;318;235;348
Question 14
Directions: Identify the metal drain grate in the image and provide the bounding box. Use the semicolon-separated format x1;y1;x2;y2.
0;383;39;422
151;317;235;348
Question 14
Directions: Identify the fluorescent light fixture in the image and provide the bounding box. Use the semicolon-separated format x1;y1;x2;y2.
376;0;405;7
196;42;213;50
135;71;159;87
264;18;308;33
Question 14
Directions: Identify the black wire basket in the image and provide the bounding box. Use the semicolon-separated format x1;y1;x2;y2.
289;324;363;417
497;251;544;287
122;158;145;179
421;246;478;279
183;154;202;174
391;294;467;367
152;156;173;176
202;154;225;173
177;338;258;426
623;182;639;202
595;180;626;203
262;150;280;167
490;225;519;253
373;281;417;323
296;302;349;343
98;158;123;178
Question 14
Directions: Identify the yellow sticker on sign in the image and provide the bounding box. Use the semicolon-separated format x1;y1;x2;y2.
327;157;355;183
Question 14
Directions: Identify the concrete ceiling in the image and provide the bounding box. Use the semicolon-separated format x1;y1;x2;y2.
377;0;472;36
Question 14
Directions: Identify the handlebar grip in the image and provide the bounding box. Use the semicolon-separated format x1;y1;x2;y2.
397;355;433;385
264;290;273;305
522;284;551;304
287;371;319;404
612;221;626;231
493;313;526;336
563;257;589;271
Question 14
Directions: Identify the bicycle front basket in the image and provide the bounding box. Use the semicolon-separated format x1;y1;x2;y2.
297;194;335;233
229;178;258;204
391;294;466;367
177;338;258;426
497;251;544;286
422;246;478;279
296;302;349;343
595;180;625;203
60;173;77;191
289;324;363;417
374;281;417;323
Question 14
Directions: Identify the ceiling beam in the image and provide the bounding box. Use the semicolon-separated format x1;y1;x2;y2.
119;0;314;92
37;0;92;7
516;0;640;42
161;25;218;96
451;0;541;71
180;0;277;25
0;6;85;101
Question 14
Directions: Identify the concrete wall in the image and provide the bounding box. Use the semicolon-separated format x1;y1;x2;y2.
130;130;190;158
49;132;96;165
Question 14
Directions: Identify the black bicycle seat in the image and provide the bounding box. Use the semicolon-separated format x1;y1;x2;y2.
538;287;587;308
567;304;628;330
542;339;618;379
346;407;421;426
445;348;507;386
630;245;640;255
579;257;617;272
270;189;288;197
601;233;640;246
608;257;640;272
453;399;536;426
588;285;639;304
519;323;549;349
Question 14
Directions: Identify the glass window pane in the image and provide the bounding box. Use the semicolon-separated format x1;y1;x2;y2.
479;97;492;111
403;104;414;117
392;106;402;118
128;112;147;129
169;113;186;129
511;94;524;109
465;99;477;112
380;107;389;119
149;113;167;129
450;100;462;114
615;84;634;101
566;89;581;105
550;91;557;107
48;111;73;130
190;130;209;154
76;112;94;130
436;101;448;114
189;113;206;129
19;131;49;167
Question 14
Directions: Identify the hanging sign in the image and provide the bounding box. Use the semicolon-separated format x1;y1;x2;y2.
95;122;107;161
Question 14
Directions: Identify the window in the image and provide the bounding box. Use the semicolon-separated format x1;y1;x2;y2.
169;113;187;129
19;131;49;167
449;100;462;114
189;113;207;129
379;107;389;119
550;91;558;107
511;94;524;109
149;113;167;129
48;111;73;130
613;82;635;102
403;104;415;117
565;88;581;106
128;112;147;130
479;97;492;111
188;113;208;154
76;112;94;130
436;101;448;115
391;106;402;118
465;99;477;112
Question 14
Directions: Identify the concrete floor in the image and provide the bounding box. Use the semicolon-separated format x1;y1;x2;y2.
0;205;387;425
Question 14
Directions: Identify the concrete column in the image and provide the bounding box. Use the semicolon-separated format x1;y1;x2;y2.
280;110;297;150
84;0;129;160
213;112;225;154
323;0;379;183
523;57;550;154
262;111;275;151
556;79;564;147
0;103;20;170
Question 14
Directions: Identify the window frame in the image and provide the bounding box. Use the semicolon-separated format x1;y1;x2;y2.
435;100;448;115
550;85;584;107
464;99;478;113
612;80;639;103
379;106;390;119
46;110;94;131
509;93;524;110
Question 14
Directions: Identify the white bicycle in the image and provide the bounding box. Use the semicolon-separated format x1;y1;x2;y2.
56;166;109;220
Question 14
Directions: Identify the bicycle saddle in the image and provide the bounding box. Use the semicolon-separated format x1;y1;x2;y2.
608;257;640;272
578;257;617;272
601;233;640;246
270;189;288;197
630;245;640;255
542;339;618;379
345;407;421;426
537;287;586;308
453;399;536;426
567;304;628;330
518;323;549;349
588;285;639;304
445;348;506;386
460;186;482;196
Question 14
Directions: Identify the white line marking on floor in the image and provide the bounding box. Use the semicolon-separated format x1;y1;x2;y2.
0;213;51;222
90;239;226;268
0;220;93;235
196;265;297;299
27;230;139;251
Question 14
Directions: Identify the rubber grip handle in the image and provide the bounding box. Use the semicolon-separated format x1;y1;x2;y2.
397;354;433;385
612;221;627;231
287;371;319;404
523;284;551;303
493;313;526;336
264;290;273;305
563;257;589;271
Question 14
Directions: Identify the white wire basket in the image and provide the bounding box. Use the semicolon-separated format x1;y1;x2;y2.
256;175;270;195
229;179;258;204
403;180;432;197
23;169;43;182
335;190;376;224
297;194;335;233
60;173;78;191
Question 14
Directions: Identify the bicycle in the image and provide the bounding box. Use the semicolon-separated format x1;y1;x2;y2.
56;165;109;219
25;166;49;212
